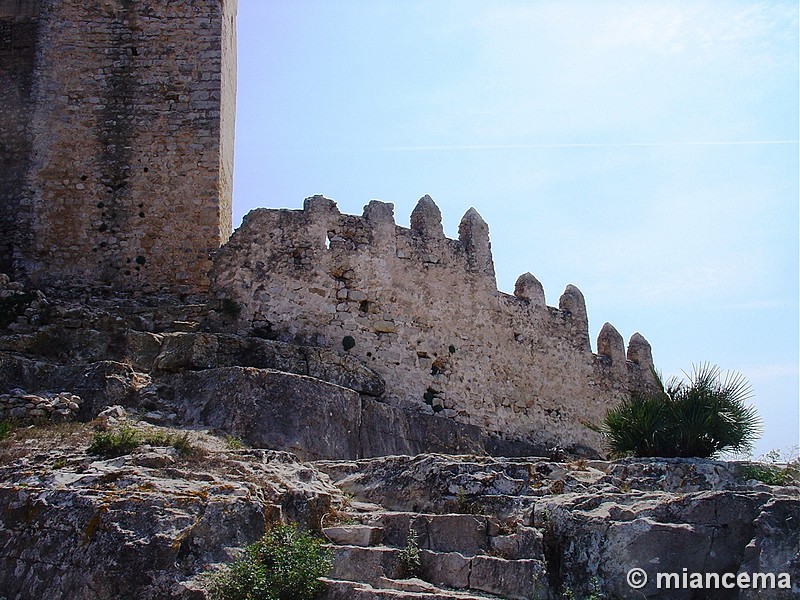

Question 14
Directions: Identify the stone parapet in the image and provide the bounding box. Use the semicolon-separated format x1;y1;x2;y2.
211;196;660;450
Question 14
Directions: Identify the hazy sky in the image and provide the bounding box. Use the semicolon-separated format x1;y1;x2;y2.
233;0;799;457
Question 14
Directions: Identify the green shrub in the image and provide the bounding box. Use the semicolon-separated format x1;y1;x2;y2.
224;434;243;450
741;463;799;486
88;424;141;457
599;364;762;459
208;523;331;600
398;528;422;579
0;419;15;441
88;425;197;458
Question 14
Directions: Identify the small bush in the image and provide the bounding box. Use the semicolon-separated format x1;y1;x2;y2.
161;431;196;457
208;523;331;600
88;424;141;457
0;419;15;441
741;463;800;486
398;528;422;579
224;435;243;450
88;425;197;458
598;364;762;458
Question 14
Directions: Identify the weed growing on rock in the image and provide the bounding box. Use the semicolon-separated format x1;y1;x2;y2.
89;424;141;457
741;462;800;486
88;425;197;458
453;485;485;515
208;523;331;600
398;527;423;578
0;419;15;441
224;435;243;450
561;577;603;599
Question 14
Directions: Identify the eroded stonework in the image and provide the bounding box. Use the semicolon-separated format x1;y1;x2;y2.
1;0;236;293
211;196;661;451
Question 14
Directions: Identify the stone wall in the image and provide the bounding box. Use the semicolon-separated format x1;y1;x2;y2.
211;196;661;450
0;1;40;274
1;0;236;293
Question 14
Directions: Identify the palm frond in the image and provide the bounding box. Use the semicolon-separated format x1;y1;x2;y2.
599;363;762;458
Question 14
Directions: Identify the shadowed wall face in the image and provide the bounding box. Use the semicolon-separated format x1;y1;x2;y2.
1;0;236;293
0;1;40;274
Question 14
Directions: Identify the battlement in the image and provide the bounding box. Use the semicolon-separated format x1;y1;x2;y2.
212;196;659;450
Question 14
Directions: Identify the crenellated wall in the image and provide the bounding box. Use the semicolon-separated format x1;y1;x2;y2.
211;195;661;450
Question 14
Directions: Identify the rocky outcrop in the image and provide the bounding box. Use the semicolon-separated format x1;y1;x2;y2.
0;411;797;600
0;418;344;600
316;454;799;600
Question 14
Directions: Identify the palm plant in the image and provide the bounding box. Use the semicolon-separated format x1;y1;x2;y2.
600;363;762;459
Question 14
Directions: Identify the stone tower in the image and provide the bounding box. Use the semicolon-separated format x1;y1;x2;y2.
0;0;237;293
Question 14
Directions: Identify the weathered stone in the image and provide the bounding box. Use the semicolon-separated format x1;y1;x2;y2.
359;399;485;458
738;497;800;599
5;0;236;293
211;201;658;452
469;555;546;599
541;490;775;599
372;321;397;334
558;284;589;350
597;322;626;367
514;272;546;307
153;332;385;397
175;367;363;461
410;195;445;239
458;207;495;278
0;428;342;600
323;525;384;547
627;331;654;370
329;546;402;583
423;514;488;556
419;549;471;589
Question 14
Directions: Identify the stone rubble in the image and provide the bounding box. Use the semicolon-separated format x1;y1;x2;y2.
0;389;82;423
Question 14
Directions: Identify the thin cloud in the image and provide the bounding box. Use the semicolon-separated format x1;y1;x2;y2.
379;141;798;152
742;364;800;382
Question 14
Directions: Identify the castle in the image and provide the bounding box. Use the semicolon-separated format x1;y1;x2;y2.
1;0;658;452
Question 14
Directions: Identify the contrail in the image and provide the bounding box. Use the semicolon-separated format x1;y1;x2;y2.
378;140;798;151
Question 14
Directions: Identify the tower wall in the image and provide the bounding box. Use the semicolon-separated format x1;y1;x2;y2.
1;0;236;293
0;1;40;274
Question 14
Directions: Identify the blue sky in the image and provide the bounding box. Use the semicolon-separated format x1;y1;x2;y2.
233;1;799;457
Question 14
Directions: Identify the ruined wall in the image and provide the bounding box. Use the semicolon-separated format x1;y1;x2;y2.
212;196;660;450
1;0;236;293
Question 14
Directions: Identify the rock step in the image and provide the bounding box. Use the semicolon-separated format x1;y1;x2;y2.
329;544;546;600
321;578;499;600
324;524;384;547
335;487;537;518
338;510;544;559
